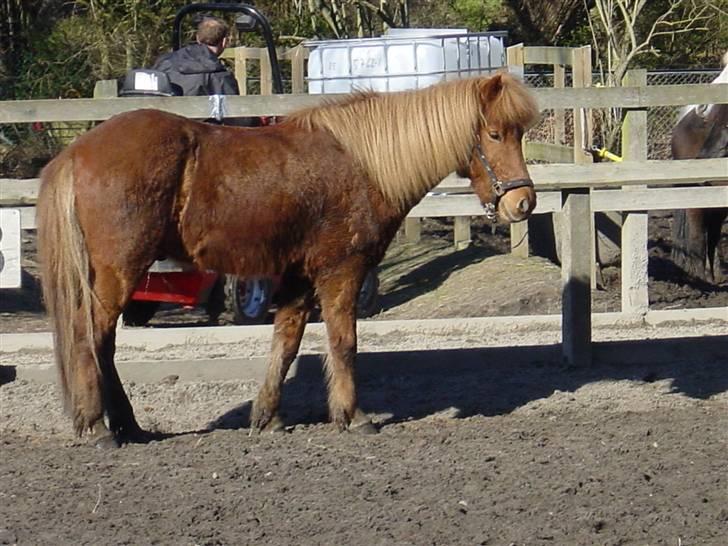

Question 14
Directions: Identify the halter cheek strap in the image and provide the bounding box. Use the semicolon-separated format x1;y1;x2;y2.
473;141;534;222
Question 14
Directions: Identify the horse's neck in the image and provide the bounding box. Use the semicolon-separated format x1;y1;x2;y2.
678;65;728;122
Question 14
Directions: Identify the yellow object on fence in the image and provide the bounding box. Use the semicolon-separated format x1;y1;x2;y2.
590;146;623;162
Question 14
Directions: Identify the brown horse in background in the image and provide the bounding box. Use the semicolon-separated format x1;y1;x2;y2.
37;73;539;447
670;101;728;282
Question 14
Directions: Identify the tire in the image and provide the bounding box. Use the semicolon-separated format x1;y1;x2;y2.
122;301;160;327
357;269;380;318
225;276;273;324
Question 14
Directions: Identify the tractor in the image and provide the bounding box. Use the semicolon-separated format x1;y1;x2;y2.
118;2;379;326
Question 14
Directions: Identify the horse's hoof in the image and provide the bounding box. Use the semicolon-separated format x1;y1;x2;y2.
349;412;378;435
94;433;120;449
262;415;287;433
249;406;279;434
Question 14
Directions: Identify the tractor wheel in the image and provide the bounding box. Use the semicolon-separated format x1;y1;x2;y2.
357;269;380;318
225;276;273;324
122;301;160;327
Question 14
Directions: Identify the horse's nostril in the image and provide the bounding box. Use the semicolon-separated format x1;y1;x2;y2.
518;198;530;214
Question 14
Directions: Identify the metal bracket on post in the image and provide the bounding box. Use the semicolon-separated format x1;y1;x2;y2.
208;95;227;121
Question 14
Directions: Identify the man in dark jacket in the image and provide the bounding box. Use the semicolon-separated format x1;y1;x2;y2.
153;16;239;96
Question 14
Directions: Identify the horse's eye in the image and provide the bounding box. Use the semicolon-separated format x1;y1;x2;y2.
489;131;501;141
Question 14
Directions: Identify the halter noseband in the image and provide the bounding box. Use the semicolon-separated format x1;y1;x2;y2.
473;140;534;223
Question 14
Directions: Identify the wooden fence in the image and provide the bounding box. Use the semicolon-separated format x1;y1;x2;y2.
1;74;726;366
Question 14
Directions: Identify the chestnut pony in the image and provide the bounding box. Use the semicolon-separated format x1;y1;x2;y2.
38;73;539;447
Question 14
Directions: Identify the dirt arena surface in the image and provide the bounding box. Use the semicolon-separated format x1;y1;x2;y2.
1;330;727;546
1;216;727;545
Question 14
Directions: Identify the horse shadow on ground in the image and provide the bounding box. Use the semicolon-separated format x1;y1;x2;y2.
0;365;17;386
650;255;728;290
377;244;499;313
208;334;728;432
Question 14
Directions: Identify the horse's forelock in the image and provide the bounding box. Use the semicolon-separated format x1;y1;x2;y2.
481;73;540;131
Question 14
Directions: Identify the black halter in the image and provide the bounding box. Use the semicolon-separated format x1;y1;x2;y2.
473;140;534;222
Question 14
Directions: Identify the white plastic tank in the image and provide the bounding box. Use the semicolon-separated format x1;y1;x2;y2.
305;29;507;94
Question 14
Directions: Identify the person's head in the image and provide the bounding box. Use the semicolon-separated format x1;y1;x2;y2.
196;16;230;56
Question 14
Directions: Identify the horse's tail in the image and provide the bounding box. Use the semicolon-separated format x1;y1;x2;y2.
37;156;99;410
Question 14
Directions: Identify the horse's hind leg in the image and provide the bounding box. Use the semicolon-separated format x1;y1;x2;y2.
672;208;708;279
98;326;145;441
251;277;314;432
93;268;147;443
70;269;145;447
68;309;110;445
316;265;375;433
705;208;728;282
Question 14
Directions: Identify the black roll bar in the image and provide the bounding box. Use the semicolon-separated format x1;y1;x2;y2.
172;3;284;94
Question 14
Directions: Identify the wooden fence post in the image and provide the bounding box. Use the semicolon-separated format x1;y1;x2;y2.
507;44;529;257
234;47;248;95
454;217;471;251
404;217;421;243
620;69;649;316
553;63;566;144
290;46;306;94
260;48;273;95
571;45;601;289
561;188;592;366
562;48;594;366
506;43;524;78
93;80;117;99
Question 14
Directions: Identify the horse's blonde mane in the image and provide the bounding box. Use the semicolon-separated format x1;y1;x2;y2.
288;73;539;208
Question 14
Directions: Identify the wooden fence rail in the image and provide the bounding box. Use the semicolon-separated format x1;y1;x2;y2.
1;80;727;365
1;84;726;124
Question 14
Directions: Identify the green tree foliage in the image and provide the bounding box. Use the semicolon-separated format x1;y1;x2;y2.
2;0;723;101
8;0;178;99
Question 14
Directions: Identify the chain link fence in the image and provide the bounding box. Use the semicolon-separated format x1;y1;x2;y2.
524;69;720;160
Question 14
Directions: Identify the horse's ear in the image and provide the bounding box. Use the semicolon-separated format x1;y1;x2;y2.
479;74;504;105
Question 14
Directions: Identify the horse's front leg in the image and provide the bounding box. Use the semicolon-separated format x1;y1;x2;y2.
317;270;376;434
251;288;312;432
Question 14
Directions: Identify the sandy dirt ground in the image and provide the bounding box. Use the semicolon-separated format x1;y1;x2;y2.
1;216;727;545
1;329;727;546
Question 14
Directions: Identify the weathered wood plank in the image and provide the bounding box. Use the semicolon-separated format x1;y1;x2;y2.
525;142;574;164
534;83;728;110
0;94;333;123
454;217;472;250
3;174;725;213
409;192;562;218
0;179;40;205
620;70;649;316
510;221;529;257
528;158;728;189
591;186;728;211
408;195;484;217
404;217;421;243
2;85;727;124
560;189;592;367
523;46;576;66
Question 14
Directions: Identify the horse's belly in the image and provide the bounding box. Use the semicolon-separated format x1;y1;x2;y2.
180;205;304;278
